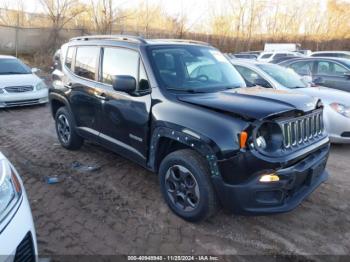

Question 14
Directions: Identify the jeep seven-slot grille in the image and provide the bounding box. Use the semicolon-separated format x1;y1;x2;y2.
279;110;324;149
4;86;34;93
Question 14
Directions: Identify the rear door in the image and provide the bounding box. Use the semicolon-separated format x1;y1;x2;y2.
67;45;103;138
96;46;152;164
314;60;350;92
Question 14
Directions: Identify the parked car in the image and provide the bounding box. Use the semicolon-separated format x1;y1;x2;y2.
279;57;350;92
231;53;258;60
310;51;350;59
50;35;330;222
0;55;48;108
231;59;350;144
237;51;263;56
0;152;38;261
264;43;301;52
270;55;303;64
295;50;312;56
257;51;300;63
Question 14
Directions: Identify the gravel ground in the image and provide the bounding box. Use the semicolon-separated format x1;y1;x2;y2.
0;104;349;257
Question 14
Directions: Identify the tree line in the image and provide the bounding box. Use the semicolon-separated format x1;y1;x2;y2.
0;0;349;52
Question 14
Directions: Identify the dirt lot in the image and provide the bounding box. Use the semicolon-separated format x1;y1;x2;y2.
0;104;349;257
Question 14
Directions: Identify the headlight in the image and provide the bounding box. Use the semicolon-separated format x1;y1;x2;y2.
330;103;350;118
36;81;47;91
0;159;22;222
254;122;284;153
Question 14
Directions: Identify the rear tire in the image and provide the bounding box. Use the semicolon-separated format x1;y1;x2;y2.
55;107;84;150
159;149;218;222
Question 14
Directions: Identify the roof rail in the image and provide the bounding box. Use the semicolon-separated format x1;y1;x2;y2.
150;39;211;46
69;35;147;44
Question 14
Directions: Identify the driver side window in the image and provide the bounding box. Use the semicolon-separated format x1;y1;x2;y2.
235;65;267;87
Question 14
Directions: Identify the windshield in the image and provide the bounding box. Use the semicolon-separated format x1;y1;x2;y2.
257;64;307;89
148;46;245;92
0;58;31;75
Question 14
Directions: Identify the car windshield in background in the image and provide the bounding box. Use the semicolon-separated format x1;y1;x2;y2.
0;58;31;75
149;46;245;92
257;64;307;89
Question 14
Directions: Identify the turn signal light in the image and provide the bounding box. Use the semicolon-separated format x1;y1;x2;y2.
259;173;279;183
240;131;248;149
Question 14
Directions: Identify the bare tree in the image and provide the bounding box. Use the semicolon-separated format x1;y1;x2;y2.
89;0;131;34
39;0;85;49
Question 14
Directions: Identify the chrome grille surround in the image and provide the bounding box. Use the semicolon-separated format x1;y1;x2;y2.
279;109;324;150
4;85;34;93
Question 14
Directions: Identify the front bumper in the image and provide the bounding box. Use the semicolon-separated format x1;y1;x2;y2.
212;142;330;215
0;174;37;262
0;89;48;108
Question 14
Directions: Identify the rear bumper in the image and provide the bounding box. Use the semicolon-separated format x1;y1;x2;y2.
212;143;330;215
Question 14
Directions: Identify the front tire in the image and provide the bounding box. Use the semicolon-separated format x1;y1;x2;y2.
159;149;218;222
55;107;84;150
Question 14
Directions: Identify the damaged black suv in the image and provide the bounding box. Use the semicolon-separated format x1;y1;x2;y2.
50;35;330;222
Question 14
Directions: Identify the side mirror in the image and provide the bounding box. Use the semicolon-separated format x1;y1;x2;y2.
301;75;313;84
112;75;136;93
254;78;271;88
32;68;40;74
313;77;325;85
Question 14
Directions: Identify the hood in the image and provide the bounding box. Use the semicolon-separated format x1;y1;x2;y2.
177;87;319;120
0;74;41;89
298;86;350;106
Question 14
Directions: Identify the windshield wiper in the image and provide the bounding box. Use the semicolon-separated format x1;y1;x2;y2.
166;88;206;93
0;72;29;75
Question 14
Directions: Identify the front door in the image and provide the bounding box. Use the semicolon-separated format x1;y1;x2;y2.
96;46;152;165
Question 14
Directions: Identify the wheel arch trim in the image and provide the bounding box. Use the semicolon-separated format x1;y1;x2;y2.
148;126;221;177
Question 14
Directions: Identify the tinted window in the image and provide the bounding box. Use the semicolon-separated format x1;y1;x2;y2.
74;46;100;80
102;47;139;85
0;58;31;75
316;61;348;76
235;65;266;87
274;54;287;59
150;46;245;92
289;61;313;75
261;54;272;59
65;47;74;69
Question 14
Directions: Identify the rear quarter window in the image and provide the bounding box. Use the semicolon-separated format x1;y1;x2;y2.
65;47;75;70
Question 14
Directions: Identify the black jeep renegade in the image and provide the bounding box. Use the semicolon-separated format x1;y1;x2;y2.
50;35;330;222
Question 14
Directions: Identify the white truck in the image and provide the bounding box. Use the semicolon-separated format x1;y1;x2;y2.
264;43;301;52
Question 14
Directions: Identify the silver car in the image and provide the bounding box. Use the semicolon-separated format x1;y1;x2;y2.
230;59;350;144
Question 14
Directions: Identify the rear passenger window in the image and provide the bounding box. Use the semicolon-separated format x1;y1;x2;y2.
65;47;74;69
102;47;139;85
74;46;100;80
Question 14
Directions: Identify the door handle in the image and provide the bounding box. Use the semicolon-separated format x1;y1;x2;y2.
94;92;107;100
64;83;72;89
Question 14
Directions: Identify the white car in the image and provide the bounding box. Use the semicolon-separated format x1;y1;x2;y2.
257;51;300;63
310;51;350;59
0;152;38;261
231;59;350;143
0;55;48;108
